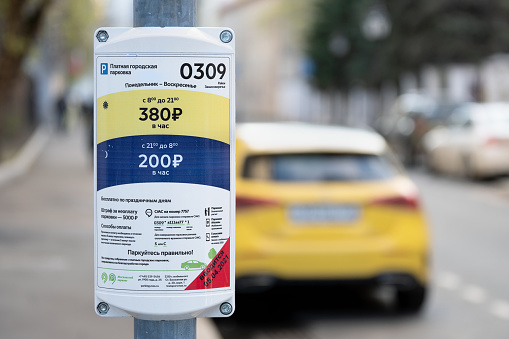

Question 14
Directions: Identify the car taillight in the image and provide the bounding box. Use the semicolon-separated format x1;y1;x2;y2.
484;137;506;146
370;194;420;210
236;196;278;210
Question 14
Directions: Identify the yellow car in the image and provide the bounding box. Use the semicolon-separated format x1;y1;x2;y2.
235;122;430;312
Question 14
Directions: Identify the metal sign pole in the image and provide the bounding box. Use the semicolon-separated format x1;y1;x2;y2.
134;0;197;27
134;318;196;338
133;1;197;338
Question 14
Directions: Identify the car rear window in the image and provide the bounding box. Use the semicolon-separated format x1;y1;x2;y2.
243;153;400;182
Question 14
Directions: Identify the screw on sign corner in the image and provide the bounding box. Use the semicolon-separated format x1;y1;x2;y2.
97;302;110;315
220;302;233;315
96;30;109;42
219;30;233;43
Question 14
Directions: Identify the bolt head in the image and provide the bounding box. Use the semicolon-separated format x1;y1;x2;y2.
220;30;233;44
96;30;109;42
97;302;110;315
220;302;233;315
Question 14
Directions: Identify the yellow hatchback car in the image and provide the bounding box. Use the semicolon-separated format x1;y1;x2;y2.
235;122;430;312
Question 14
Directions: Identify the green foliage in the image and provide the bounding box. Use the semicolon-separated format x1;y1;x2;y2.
43;0;97;70
306;0;509;89
0;0;97;158
61;0;96;53
306;0;376;89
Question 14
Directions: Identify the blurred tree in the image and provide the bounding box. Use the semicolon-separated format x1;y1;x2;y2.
380;0;509;85
306;0;378;89
306;0;509;90
43;0;97;79
0;0;53;110
0;0;97;158
0;0;53;158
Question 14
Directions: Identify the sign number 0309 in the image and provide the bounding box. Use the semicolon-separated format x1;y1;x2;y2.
180;63;226;80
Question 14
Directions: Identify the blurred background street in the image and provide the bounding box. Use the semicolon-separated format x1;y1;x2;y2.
2;0;509;338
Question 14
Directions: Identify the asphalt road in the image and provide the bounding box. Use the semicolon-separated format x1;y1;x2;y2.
215;170;509;339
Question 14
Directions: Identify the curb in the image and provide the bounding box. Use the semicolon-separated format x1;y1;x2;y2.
0;126;52;188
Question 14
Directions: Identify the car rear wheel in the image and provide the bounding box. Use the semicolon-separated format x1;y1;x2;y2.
424;151;439;174
395;284;427;313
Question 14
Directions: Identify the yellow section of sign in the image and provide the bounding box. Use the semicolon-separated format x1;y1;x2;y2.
97;89;230;144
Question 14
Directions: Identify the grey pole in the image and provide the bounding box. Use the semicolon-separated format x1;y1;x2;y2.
134;0;197;27
135;318;197;338
133;0;197;338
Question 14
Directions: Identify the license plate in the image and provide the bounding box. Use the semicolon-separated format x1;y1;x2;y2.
289;204;360;224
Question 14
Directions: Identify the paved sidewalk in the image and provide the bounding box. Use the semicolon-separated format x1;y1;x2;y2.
0;124;221;338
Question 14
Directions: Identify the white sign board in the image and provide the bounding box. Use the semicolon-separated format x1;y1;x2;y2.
94;27;235;320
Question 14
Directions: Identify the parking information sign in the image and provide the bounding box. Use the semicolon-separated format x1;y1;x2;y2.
94;28;235;320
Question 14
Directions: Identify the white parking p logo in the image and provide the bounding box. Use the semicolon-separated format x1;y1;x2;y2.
101;63;108;75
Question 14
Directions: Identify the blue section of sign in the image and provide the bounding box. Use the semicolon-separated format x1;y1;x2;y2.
97;135;230;191
100;63;108;75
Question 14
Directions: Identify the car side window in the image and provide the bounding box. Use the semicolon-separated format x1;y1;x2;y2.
447;109;471;129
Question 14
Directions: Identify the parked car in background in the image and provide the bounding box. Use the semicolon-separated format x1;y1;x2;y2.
422;102;509;179
236;122;430;313
378;92;460;166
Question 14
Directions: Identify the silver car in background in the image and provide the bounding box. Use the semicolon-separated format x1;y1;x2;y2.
422;102;509;179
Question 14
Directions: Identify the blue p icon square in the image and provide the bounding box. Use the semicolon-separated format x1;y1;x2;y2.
100;63;108;75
